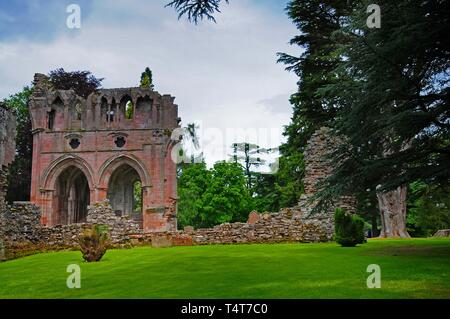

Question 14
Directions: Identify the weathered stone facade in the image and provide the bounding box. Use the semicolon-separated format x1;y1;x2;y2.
0;103;16;260
1;118;357;260
28;74;180;232
189;208;329;244
297;127;357;237
0;103;16;204
0;201;144;259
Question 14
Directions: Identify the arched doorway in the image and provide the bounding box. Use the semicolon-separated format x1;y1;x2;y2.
107;164;143;225
54;166;90;225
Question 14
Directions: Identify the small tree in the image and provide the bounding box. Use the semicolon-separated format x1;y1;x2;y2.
78;225;109;262
334;208;365;247
140;67;154;89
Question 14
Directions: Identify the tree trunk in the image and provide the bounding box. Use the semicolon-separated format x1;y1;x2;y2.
377;185;410;238
371;213;379;237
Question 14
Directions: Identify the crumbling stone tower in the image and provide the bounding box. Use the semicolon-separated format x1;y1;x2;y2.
298;127;357;237
28;74;180;232
0;103;16;205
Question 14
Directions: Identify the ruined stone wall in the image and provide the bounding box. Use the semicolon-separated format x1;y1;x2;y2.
0;104;16;260
0;201;142;260
189;208;329;244
297;127;357;237
29;73;179;232
0;104;16;204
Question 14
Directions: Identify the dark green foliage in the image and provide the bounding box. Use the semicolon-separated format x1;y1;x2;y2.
275;1;351;210
78;225;109;262
334;208;365;247
48;68;103;98
314;0;450;203
407;181;450;237
251;173;280;213
166;0;229;24
3;87;33;203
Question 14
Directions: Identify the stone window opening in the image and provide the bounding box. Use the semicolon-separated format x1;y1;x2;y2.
125;101;134;120
75;103;82;121
110;99;117;123
136;96;152;121
156;105;161;123
114;136;126;148
101;97;110;123
47;109;55;130
133;180;142;213
69;138;80;149
119;95;133;122
108;109;115;123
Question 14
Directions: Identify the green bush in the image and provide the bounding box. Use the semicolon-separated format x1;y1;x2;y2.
78;225;110;262
334;208;365;247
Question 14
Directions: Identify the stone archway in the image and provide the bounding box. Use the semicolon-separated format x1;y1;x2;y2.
53;166;90;225
106;164;143;226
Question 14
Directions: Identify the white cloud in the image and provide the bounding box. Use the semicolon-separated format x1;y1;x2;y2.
0;0;300;166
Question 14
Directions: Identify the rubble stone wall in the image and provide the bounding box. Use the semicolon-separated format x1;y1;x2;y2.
0;126;358;260
0;201;142;260
0;104;16;260
189;208;329;244
297;127;357;237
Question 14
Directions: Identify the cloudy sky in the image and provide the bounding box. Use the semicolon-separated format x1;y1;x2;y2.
0;0;300;166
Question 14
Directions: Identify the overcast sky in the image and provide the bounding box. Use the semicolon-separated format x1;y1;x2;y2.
0;0;300;166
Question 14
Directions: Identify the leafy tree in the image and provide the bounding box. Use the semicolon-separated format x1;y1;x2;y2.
3;87;33;203
125;101;134;119
252;173;279;212
140;67;154;90
205;161;253;224
133;181;142;212
274;152;305;209
166;0;229;24
177;161;252;229
48;68;103;98
407;181;450;237
177;162;211;229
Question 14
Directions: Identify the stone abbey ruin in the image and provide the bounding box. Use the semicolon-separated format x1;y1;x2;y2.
0;73;356;259
29;73;179;232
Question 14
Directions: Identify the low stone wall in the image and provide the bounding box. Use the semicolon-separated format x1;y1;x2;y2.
0;201;142;260
189;207;330;244
0;202;335;260
130;207;333;246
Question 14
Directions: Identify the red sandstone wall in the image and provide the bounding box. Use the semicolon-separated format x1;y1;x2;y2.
28;74;180;232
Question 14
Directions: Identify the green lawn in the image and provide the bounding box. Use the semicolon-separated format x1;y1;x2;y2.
0;238;449;298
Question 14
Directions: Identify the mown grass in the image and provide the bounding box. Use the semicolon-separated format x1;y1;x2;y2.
0;238;449;299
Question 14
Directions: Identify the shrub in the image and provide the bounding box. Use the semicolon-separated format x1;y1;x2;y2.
334;208;365;247
78;225;109;262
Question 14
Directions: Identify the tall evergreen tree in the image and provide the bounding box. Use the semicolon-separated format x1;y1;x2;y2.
276;0;351;207
316;0;449;237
